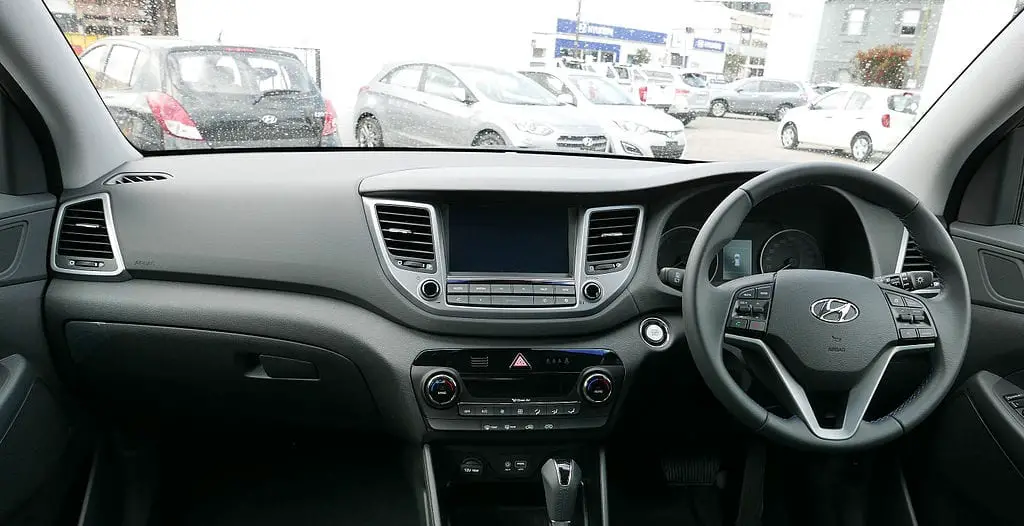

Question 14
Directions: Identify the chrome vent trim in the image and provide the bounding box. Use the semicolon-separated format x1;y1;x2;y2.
584;206;642;274
373;202;437;272
105;172;172;185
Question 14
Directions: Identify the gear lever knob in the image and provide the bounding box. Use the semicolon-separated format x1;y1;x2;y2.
540;458;582;526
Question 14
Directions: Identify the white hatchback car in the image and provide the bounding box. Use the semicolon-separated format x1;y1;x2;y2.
778;86;920;162
521;69;687;159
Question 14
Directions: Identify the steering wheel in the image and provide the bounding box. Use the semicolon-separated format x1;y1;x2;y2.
681;162;970;450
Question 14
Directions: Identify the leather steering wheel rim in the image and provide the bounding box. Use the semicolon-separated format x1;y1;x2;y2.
681;161;971;451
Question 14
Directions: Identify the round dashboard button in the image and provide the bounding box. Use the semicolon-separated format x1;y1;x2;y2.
424;373;459;408
581;372;613;405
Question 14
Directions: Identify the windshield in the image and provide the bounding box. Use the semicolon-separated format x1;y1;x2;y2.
569;75;637;106
48;0;1020;163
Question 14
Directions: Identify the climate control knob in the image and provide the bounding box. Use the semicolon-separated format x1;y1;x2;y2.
581;371;613;405
424;372;459;408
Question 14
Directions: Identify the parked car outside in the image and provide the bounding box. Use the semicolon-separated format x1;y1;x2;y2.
353;62;608;153
671;68;712;122
640;67;692;122
78;37;340;150
703;71;729;86
709;78;813;121
521;69;686;159
778;87;920;162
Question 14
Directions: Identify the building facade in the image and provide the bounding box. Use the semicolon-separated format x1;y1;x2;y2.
530;19;670;66
810;0;944;88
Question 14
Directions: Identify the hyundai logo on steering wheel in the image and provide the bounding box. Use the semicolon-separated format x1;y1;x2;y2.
810;298;860;323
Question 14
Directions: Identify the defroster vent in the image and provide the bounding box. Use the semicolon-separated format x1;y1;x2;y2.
585;207;641;274
375;203;436;272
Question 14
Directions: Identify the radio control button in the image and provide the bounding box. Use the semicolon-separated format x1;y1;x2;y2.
512;285;533;294
533;284;555;294
447;283;469;294
536;296;557;306
555;285;576;296
556;296;576;305
469;295;491;305
470;284;491;294
490;284;512;294
448;295;469;305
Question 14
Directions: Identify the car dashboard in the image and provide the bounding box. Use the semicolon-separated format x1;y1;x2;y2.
43;151;909;440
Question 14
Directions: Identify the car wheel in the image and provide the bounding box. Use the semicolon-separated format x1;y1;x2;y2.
851;133;873;162
774;104;793;122
355;115;384;148
781;123;799;149
710;100;728;118
472;130;506;147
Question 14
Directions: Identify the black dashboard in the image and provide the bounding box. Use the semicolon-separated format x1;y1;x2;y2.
42;151;909;439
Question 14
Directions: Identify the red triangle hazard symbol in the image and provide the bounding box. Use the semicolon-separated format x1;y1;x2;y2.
510;353;531;370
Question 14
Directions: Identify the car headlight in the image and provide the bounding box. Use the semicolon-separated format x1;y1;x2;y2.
514;121;554;136
613;121;650;134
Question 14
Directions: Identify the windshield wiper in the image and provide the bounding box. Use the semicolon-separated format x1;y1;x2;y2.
253;89;302;104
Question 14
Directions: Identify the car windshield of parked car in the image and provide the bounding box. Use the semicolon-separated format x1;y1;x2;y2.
569;75;637;106
453;66;559;106
47;0;1018;165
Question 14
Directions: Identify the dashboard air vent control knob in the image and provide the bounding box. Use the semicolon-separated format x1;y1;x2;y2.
420;279;441;300
424;372;459;408
581;372;613;405
582;281;602;302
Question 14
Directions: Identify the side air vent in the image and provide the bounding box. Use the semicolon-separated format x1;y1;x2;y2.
901;235;935;273
585;207;641;274
52;195;121;275
106;173;171;185
375;203;436;272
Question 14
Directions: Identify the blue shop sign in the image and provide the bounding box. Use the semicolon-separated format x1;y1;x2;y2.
693;38;726;52
556;19;667;45
554;38;621;60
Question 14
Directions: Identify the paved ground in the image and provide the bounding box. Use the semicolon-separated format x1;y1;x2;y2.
683;114;874;165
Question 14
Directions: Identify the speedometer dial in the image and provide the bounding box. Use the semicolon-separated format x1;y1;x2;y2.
759;229;823;273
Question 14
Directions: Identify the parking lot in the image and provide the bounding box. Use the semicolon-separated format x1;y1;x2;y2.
682;115;871;165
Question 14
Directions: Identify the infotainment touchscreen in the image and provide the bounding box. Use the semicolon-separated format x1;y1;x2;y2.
447;204;571;274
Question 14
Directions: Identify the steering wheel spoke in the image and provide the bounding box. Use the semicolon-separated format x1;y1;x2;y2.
725;334;935;440
878;284;939;343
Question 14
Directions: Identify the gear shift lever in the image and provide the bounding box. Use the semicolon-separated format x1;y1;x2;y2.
540;458;582;526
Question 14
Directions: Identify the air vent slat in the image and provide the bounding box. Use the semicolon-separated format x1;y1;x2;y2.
56;198;115;261
585;208;640;268
375;203;436;264
108;173;171;185
901;236;936;274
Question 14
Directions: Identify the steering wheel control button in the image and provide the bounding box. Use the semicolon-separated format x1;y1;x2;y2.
899;328;918;340
581;372;613;405
737;288;756;299
904;297;925;308
640;318;670;347
659;267;685;288
886;293;905;306
917;328;937;339
755;286;772;299
748;320;767;332
728;318;749;330
424;373;459;408
582;281;602;302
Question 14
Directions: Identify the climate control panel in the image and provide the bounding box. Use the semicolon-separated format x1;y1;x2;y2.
412;348;624;433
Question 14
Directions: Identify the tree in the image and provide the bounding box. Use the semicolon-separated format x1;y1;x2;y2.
853;45;912;88
631;48;651;65
724;53;746;80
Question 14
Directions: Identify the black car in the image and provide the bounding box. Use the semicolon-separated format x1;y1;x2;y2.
78;37;340;150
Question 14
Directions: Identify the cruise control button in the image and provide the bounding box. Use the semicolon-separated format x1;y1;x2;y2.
735;300;753;315
751;300;768;315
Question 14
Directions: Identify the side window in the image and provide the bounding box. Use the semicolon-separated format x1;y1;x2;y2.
382;65;423;90
423;66;465;100
614;66;630;80
79;46;109;87
845;92;870;111
815;90;849;110
761;80;783;92
783;82;801;93
102;45;139;89
738;80;760;92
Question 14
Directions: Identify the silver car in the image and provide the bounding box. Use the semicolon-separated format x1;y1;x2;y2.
353;62;608;153
709;78;813;121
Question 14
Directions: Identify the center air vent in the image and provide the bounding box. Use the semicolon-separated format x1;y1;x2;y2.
585;207;641;274
106;173;171;185
900;235;935;273
53;195;122;275
375;203;436;272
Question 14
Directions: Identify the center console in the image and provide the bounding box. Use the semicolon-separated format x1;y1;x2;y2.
363;198;644;317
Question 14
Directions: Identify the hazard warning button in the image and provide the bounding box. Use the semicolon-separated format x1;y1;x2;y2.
509;352;532;370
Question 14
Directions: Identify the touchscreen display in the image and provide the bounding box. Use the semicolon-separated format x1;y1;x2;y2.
721;239;753;280
448;204;570;274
